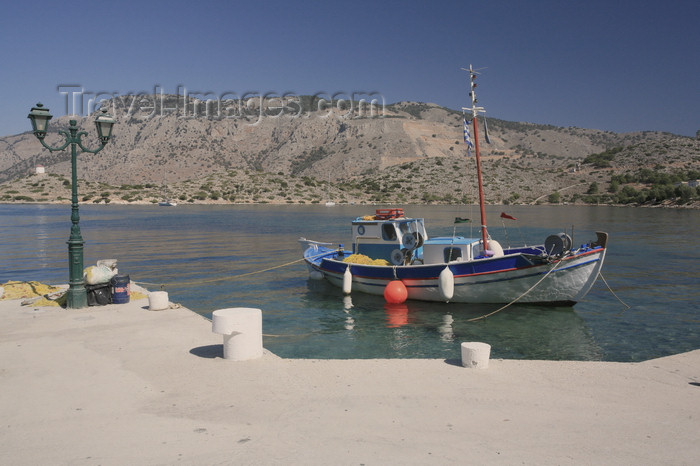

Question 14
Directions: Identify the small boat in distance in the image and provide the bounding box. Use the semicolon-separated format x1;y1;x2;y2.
159;176;177;206
325;173;336;206
299;66;608;305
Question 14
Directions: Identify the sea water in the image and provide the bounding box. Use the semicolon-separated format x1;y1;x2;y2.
1;203;698;361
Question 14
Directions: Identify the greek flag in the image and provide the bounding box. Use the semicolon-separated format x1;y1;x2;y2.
463;118;473;156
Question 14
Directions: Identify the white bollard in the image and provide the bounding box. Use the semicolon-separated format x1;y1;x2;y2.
212;308;263;360
148;291;169;311
461;342;491;369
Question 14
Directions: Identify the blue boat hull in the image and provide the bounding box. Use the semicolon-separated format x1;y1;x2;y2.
301;240;606;305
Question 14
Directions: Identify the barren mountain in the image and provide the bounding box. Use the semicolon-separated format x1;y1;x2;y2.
1;96;698;206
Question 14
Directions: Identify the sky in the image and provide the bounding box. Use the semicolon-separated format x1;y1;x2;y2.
1;0;698;138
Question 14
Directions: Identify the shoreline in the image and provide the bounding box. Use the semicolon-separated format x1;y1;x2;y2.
1;199;699;209
1;287;698;464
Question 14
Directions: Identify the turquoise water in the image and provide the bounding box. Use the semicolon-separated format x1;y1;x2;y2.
1;203;698;361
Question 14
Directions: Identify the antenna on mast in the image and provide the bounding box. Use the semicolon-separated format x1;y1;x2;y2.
461;65;486;118
460;64;490;253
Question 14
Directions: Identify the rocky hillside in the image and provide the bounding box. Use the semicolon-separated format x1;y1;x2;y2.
1;95;698;206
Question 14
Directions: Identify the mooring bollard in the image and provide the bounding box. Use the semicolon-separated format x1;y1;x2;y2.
148;291;169;311
461;342;491;369
212;308;263;360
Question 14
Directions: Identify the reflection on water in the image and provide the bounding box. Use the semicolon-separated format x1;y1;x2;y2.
384;303;409;328
302;288;602;360
0;203;698;362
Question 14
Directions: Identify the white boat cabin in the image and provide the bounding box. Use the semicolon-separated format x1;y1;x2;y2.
350;209;503;265
351;209;428;264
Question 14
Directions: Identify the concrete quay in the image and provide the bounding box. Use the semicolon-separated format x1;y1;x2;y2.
1;290;698;465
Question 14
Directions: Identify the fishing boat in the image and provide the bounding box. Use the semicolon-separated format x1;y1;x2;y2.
299;66;608;305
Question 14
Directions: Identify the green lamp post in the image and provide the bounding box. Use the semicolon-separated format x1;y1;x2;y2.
27;103;116;308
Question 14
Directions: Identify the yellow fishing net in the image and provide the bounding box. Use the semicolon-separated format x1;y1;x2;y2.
1;281;63;299
130;291;148;301
0;280;147;306
1;281;66;306
32;295;67;307
342;254;390;266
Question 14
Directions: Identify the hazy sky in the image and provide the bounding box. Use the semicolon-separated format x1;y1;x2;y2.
1;0;698;137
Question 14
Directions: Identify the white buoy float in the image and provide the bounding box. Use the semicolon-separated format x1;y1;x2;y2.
438;266;454;301
461;342;491;369
148;291;169;311
343;266;352;294
212;308;263;360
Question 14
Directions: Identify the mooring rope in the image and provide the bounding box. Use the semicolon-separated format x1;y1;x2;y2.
134;247;625;324
464;256;567;322
134;250;332;289
598;272;631;310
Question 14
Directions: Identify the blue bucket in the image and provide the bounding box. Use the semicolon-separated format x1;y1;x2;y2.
110;274;130;304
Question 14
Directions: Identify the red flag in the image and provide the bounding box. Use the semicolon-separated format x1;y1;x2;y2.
500;212;517;220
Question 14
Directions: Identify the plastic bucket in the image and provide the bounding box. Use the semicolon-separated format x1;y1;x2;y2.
110;274;130;304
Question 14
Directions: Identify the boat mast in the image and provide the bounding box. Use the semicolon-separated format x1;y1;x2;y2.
463;65;489;252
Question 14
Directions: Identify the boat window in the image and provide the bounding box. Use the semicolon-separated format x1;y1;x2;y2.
417;220;426;236
382;223;397;241
444;247;462;262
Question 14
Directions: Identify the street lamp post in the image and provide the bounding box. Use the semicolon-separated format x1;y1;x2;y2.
27;103;115;308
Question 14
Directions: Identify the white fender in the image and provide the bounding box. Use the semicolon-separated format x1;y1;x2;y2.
438;266;454;301
343;266;352;294
489;240;504;258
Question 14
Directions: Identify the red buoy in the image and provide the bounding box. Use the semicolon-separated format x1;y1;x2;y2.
384;280;408;304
